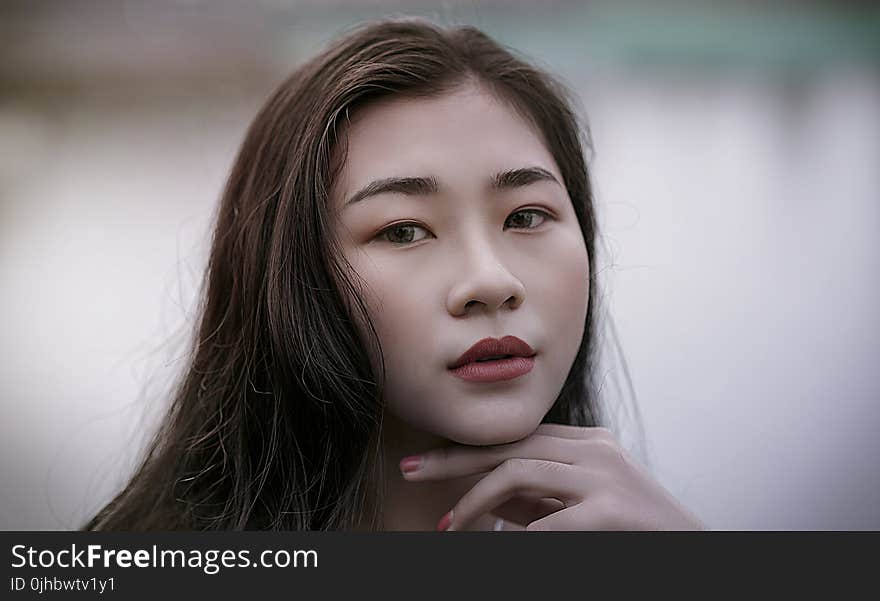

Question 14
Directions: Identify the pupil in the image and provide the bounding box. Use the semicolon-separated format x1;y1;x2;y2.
510;213;532;228
391;225;413;243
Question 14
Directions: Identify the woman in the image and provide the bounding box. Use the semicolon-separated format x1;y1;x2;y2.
84;16;704;531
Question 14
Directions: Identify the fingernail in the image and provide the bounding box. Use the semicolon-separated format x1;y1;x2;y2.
399;455;423;474
436;510;453;531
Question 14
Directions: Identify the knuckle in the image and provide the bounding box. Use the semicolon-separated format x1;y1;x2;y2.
534;458;564;474
500;457;528;474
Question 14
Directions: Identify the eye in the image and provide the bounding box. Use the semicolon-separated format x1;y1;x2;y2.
378;222;431;245
505;208;550;230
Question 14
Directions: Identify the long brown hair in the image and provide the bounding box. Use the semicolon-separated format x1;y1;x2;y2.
84;15;605;531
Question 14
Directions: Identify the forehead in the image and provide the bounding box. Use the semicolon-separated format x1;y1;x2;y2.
332;84;559;203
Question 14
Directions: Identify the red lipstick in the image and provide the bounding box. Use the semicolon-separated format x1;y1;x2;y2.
448;335;536;383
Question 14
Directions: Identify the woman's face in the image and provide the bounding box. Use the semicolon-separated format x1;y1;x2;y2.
331;83;589;446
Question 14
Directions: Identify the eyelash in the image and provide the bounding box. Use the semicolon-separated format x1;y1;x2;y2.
375;208;553;246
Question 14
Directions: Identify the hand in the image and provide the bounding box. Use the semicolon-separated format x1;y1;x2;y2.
399;424;706;531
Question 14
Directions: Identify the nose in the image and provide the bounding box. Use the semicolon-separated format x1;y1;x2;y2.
447;241;526;316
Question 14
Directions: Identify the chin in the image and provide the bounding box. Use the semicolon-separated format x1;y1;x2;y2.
446;419;539;447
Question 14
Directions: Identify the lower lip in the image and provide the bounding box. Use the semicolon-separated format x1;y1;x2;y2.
449;356;535;383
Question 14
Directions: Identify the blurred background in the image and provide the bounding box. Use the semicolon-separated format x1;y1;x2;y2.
1;0;878;530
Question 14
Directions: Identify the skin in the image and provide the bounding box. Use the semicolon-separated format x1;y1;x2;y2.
331;82;704;531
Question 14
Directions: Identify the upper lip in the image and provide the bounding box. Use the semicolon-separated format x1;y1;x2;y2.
448;335;536;369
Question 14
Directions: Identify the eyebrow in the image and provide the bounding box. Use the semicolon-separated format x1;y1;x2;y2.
343;166;561;209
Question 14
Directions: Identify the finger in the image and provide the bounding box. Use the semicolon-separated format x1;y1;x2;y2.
491;496;567;526
440;458;583;531
402;435;585;481
525;500;628;531
523;505;596;531
488;513;526;531
402;428;619;481
534;424;615;441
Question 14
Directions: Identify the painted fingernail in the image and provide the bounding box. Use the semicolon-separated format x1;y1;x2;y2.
436;510;453;531
399;455;423;474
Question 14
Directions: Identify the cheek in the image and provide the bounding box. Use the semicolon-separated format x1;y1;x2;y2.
554;243;590;325
339;251;437;376
369;282;438;371
536;230;590;380
532;221;590;307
